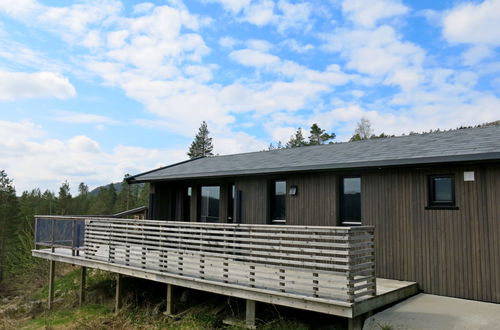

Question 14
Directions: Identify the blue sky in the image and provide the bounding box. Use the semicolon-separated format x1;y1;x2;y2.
0;0;499;193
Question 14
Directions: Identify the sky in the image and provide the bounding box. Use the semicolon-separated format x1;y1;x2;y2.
0;0;499;193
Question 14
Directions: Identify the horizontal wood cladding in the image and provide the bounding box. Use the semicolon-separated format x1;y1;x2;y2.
148;162;500;303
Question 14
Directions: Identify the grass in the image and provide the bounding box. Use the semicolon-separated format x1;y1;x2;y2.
1;263;348;330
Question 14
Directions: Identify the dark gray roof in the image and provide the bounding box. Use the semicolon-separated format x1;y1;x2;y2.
128;125;500;183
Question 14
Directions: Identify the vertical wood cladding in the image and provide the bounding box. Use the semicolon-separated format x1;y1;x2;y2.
147;162;500;303
362;164;500;304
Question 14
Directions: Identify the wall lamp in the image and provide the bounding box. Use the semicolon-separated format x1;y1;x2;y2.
289;185;298;196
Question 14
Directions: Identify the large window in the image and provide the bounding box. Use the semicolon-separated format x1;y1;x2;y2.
200;186;220;222
271;180;286;224
428;175;456;209
340;177;361;225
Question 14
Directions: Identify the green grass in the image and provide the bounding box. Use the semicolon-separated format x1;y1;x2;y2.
23;304;110;329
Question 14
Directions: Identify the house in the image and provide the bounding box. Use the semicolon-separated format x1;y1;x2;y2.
32;125;499;329
126;125;500;304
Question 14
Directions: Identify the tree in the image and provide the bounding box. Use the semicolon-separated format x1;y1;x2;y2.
57;180;72;215
308;123;336;145
286;128;308;148
350;118;374;141
0;170;19;282
74;182;89;214
187;121;214;158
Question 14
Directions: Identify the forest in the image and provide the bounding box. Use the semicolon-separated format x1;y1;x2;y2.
0;170;149;284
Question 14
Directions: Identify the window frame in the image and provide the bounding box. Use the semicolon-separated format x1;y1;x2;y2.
199;185;221;222
426;174;458;210
339;175;362;226
270;179;287;224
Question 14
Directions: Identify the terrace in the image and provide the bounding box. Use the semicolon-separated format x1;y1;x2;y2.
32;216;418;329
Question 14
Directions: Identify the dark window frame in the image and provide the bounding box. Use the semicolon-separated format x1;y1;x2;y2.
270;179;287;224
426;174;458;210
339;175;362;225
199;185;221;222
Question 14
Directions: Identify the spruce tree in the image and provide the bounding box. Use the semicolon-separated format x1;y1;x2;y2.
308;123;336;145
188;121;214;159
286;128;308;148
0;170;19;282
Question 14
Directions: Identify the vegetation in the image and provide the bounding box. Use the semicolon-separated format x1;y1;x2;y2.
188;121;214;158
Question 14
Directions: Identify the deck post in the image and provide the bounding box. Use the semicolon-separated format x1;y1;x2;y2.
347;316;363;330
48;260;55;310
79;266;86;307
115;273;122;313
165;283;173;315
245;299;256;329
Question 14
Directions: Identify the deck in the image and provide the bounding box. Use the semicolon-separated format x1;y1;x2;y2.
32;216;418;326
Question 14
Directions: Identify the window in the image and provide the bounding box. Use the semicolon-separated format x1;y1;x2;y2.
227;184;235;223
428;175;456;209
183;187;191;221
271;180;286;224
340;176;361;225
200;186;220;222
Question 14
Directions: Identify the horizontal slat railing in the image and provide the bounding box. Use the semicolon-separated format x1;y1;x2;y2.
82;218;375;303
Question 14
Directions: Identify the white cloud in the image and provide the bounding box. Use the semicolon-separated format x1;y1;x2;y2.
342;0;408;28
219;36;237;48
0;120;185;193
243;0;275;26
245;39;273;52
443;0;500;46
282;39;314;53
230;49;280;67
205;0;251;14
0;70;76;100
53;110;119;125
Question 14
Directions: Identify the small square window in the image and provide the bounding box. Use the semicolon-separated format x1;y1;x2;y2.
428;175;457;209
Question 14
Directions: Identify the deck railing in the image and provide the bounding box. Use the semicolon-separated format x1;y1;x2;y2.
34;216;376;303
35;216;86;255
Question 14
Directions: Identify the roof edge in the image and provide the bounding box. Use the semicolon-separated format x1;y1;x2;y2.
126;157;203;184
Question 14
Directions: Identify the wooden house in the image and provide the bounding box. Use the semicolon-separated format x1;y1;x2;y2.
32;125;500;328
126;125;500;304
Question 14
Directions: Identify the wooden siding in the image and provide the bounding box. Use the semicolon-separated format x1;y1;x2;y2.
148;162;500;303
362;164;500;303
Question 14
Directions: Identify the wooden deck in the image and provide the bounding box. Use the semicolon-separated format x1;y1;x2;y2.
32;216;418;320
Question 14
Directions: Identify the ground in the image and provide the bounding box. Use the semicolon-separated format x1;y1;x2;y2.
0;262;348;330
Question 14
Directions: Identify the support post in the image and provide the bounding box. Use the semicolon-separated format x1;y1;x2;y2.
115;273;122;313
245;299;256;329
79;266;86;307
165;283;173;315
347;315;364;330
48;260;55;310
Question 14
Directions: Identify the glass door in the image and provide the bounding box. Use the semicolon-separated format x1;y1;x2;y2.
340;176;362;225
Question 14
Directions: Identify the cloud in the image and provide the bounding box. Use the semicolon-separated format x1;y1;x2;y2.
0;120;185;193
205;0;251;14
0;70;76;100
53;110;119;125
443;0;500;46
342;0;408;28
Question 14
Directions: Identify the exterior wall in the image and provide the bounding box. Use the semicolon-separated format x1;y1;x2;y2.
362;163;500;304
147;162;500;303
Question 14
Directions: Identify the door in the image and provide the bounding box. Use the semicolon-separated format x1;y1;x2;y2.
340;176;362;225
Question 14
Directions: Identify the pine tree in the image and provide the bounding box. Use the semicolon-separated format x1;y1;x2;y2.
0;170;19;282
57;180;72;215
308;123;336;145
187;121;214;159
286;128;308;148
74;182;89;214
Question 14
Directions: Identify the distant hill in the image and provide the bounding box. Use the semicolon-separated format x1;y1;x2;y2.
89;182;147;196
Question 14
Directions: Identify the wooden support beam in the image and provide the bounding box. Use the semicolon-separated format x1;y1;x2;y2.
48;260;55;310
245;299;256;329
165;283;173;315
115;273;122;313
347;315;363;330
79;266;86;307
